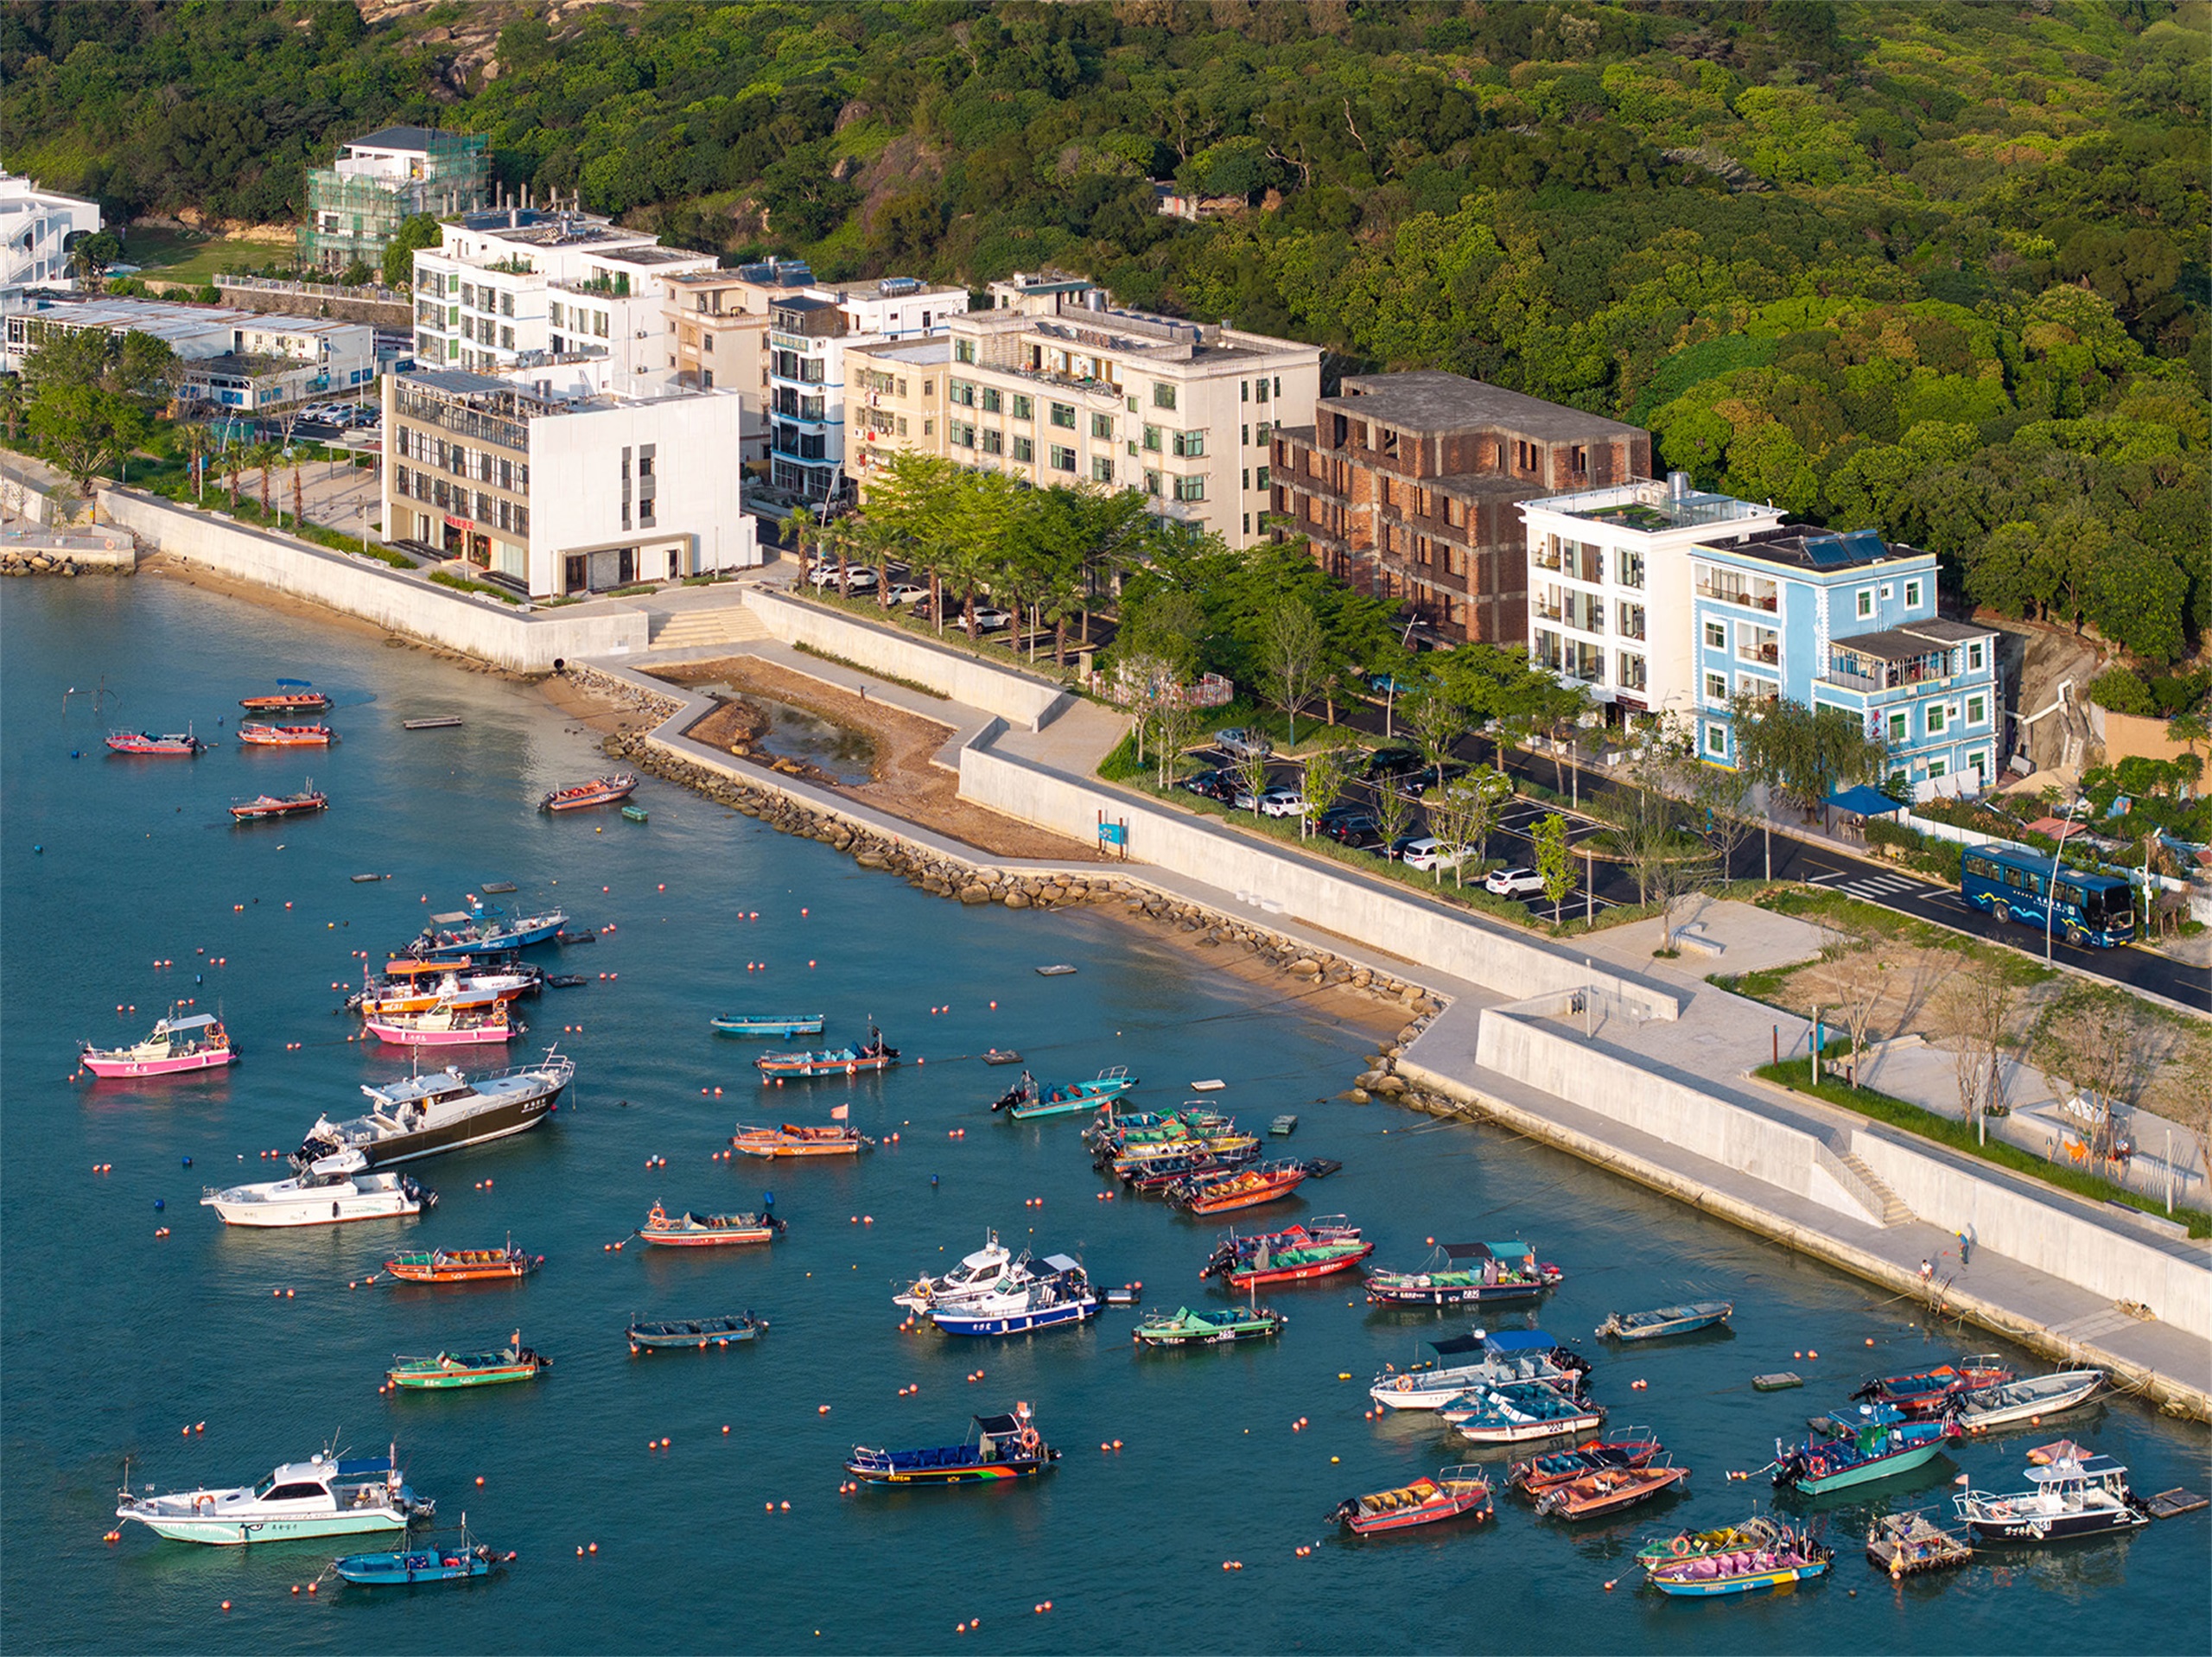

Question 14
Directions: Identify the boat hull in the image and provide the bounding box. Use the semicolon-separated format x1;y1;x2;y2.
1649;1559;1830;1597
1224;1244;1373;1291
628;1317;766;1349
1955;1372;2106;1433
929;1301;1101;1337
326;1083;563;1170
365;1018;516;1046
386;1363;539;1389
713;1017;827;1038
331;1550;496;1585
203;1187;422;1228
125;1511;406;1546
82;1048;233;1078
636;1228;778;1247
756;1055;899;1078
1456;1410;1606;1445
1787;1440;1951;1495
1367;1279;1549;1306
1344;1494;1491;1534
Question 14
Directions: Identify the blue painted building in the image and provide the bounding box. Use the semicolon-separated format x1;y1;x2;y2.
1688;528;2002;801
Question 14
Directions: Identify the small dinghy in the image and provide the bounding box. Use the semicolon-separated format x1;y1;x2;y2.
1596;1301;1733;1342
982;1048;1023;1066
1955;1369;2105;1433
635;1201;784;1247
329;1530;509;1586
755;1028;899;1078
626;1311;768;1352
846;1405;1057;1486
385;1333;548;1390
384;1245;541;1284
1332;1466;1491;1534
728;1121;870;1158
545;975;589;988
1130;1304;1286;1347
230;786;329;822
539;773;638;812
1852;1354;2013;1417
1034;964;1077;976
712;1013;828;1038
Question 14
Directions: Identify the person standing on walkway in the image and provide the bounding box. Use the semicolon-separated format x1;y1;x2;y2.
1956;1229;1971;1266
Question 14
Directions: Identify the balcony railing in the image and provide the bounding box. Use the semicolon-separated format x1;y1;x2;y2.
1816;665;1884;694
1736;642;1779;665
1697;581;1779;612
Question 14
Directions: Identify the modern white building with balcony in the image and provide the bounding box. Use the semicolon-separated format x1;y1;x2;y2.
1522;475;1786;716
0;168;100;311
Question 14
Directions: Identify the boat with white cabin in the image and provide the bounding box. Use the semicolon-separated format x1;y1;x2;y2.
116;1447;431;1546
1369;1328;1592;1413
1953;1441;2149;1544
81;1009;233;1078
201;1151;432;1227
894;1231;1025;1315
294;1052;572;1169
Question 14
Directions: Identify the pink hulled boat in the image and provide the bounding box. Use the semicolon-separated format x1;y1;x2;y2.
364;1000;520;1047
82;1010;234;1078
237;721;334;747
105;729;208;756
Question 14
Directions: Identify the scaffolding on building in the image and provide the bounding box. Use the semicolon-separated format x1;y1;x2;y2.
299;130;490;273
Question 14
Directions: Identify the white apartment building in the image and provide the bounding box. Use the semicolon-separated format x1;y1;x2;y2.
381;366;759;598
0;294;374;408
0;167;101;308
1521;474;1785;718
928;273;1321;548
412;204;715;391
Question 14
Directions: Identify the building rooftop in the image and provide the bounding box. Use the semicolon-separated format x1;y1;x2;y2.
593;246;715;269
772;295;837;314
1832;625;1979;663
1720;527;1926;573
347;126;454;153
849;337;949;366
1327;371;1644;442
1534;479;1777;535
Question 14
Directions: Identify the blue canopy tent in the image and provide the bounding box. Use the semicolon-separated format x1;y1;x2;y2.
1827;784;1905;818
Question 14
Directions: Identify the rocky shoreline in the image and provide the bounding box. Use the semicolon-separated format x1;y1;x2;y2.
2;548;135;577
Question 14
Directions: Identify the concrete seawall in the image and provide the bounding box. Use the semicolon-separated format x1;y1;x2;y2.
100;490;647;671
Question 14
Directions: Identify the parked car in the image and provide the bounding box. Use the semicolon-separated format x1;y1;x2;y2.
884;583;929;606
1397;837;1465;873
1388;760;1471;797
1365;670;1419;696
958;607;1014;634
1484;866;1548;897
1213;727;1273;760
1180;769;1238;802
1255;786;1308;818
1362;747;1425;781
1321;812;1382;849
807;565;878;592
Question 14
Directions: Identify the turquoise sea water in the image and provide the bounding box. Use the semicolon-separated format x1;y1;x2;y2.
3;576;2207;1653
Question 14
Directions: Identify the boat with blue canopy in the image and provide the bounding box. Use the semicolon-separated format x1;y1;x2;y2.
1443;1380;1606;1444
712;1013;827;1038
1370;1328;1592;1412
1773;1402;1957;1495
991;1067;1138;1119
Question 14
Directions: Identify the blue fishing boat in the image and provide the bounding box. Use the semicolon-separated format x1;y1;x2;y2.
992;1066;1138;1119
1645;1523;1833;1597
328;1525;510;1586
1596;1300;1734;1342
1773;1403;1958;1495
1442;1380;1606;1444
412;900;568;959
925;1255;1102;1336
712;1013;827;1038
626;1311;769;1352
846;1406;1058;1486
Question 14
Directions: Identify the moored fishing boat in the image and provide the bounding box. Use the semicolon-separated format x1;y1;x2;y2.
1865;1511;1973;1575
925;1255;1101;1336
384;1245;541;1284
1204;1218;1372;1291
894;1231;1023;1316
711;1013;827;1038
1953;1442;2150;1545
1634;1517;1781;1571
1644;1523;1833;1597
1851;1355;2013;1417
635;1201;785;1248
82;1009;234;1078
1596;1301;1733;1342
1164;1158;1312;1215
236;721;334;746
1119;1146;1261;1192
386;1332;548;1390
992;1067;1137;1119
846;1405;1057;1486
202;1152;430;1228
755;1029;899;1078
1445;1380;1607;1444
620;804;648;822
1131;1304;1286;1346
728;1121;871;1158
1510;1433;1665;1496
295;1051;573;1168
231;786;330;822
117;1448;430;1545
329;1526;510;1585
1955;1369;2106;1434
1772;1404;1958;1495
1365;1241;1563;1306
539;773;638;812
351;960;537;1017
241;682;330;714
1370;1329;1592;1413
365;1000;519;1047
409;899;569;959
1331;1466;1491;1534
1532;1459;1689;1520
626;1311;768;1352
106;728;208;755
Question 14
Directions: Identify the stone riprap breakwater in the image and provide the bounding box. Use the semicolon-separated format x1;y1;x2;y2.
594;711;1442;1031
2;546;137;576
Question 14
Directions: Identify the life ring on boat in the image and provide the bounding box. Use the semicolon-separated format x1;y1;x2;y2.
1808;1457;1829;1478
1395;1377;1414;1393
1670;1536;1691;1558
194;1495;214;1513
1018;1427;1040;1454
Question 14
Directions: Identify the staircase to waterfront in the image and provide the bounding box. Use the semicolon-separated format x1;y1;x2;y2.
1836;1149;1915;1228
646;604;766;651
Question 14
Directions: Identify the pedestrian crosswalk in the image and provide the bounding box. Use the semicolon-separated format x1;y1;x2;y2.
1815;870;1924;901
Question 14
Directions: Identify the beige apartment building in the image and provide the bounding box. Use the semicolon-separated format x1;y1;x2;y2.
848;337;949;493
845;273;1319;548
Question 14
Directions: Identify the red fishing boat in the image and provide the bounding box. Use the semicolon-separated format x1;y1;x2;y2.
539;773;639;812
1332;1465;1492;1534
1202;1217;1373;1289
1852;1354;2015;1418
241;684;330;713
1166;1159;1311;1216
237;721;334;746
384;1245;542;1283
1507;1434;1665;1495
635;1202;785;1248
106;729;207;755
1531;1459;1689;1520
230;787;329;822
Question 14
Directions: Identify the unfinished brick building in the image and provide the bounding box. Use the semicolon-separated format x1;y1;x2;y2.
1271;371;1650;648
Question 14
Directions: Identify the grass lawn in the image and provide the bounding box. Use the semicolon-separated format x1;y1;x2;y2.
124;226;283;285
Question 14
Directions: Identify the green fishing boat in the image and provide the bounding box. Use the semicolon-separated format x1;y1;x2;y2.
385;1331;549;1391
1635;1517;1781;1570
1131;1305;1287;1347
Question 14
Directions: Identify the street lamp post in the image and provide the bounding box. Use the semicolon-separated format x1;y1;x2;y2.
2044;809;2079;961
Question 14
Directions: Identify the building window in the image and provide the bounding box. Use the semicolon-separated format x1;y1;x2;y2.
1618;601;1645;641
1904;578;1923;609
501;291;513;317
1144;470;1161;497
1967;641;1986;671
1091;412;1113;441
1240;380;1249;403
1152;384;1176;409
954;337;976;364
1704;672;1727;704
1968;749;1989;782
1618;547;1643;589
1173;474;1205;502
1256;378;1271;403
1619;653;1647;692
1966;693;1987;725
1242;468;1249;492
922;418;934;437
1172;429;1205;458
1704;722;1727;759
1050;444;1076;473
982;429;1003;455
950;422;975;448
949;380;975;406
1927;755;1948;781
1012;435;1033;462
1255;466;1269;490
922;380;934;397
1141;425;1161;453
1011;394;1032;420
1049;403;1076;429
1887;710;1908;744
1092;457;1114;484
1927;703;1947;735
1856;588;1874;619
499;326;514;351
1255;421;1271;447
980;387;1001;414
1704;620;1726;651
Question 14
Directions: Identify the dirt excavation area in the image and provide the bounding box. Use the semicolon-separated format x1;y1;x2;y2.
649;655;1104;863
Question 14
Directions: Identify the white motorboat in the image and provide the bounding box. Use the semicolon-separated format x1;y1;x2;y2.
200;1151;431;1227
893;1230;1027;1315
925;1256;1102;1336
1370;1328;1591;1412
117;1448;432;1546
1954;1443;2148;1545
1955;1369;2106;1433
296;1051;572;1168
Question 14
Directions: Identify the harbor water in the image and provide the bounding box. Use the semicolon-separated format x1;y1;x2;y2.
3;576;2207;1653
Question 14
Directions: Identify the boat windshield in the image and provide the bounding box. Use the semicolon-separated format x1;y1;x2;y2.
253;1472;280;1499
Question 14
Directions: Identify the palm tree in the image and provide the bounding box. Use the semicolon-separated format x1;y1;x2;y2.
251;441;279;517
291;454;306;528
221;438;242;510
176;420;212;502
0;375;24;445
785;503;819;585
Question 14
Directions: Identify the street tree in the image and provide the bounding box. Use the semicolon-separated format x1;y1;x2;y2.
28;381;145;496
2031;987;2175;1161
1810;928;1889;1084
1402;687;1469;793
1532;810;1574;924
1421;771;1507;888
1299;740;1358;841
1372;771;1418;856
1232;744;1271;816
1257;593;1324;747
1929;969;2023;1140
1728;689;1887;812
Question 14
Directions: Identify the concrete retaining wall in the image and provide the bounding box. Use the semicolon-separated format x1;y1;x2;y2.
741;587;1068;731
961;739;1681;1021
1465;1012;1878;1223
99;491;647;671
1851;1131;2212;1342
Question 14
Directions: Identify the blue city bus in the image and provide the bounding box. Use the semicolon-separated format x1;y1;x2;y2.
1961;846;2135;948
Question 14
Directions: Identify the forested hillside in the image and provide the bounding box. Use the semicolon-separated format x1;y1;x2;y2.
4;0;2206;658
